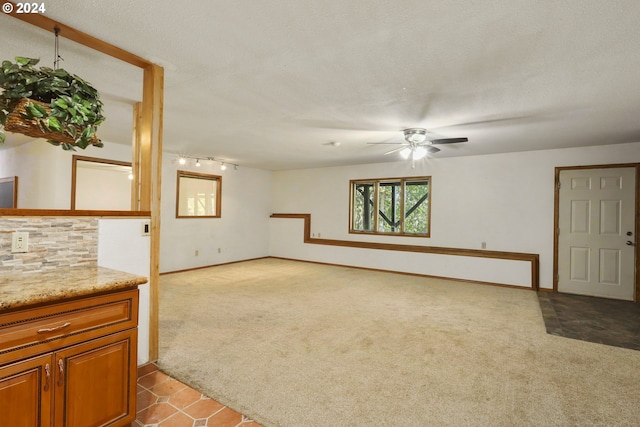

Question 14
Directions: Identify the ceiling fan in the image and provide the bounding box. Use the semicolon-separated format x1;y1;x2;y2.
368;128;468;160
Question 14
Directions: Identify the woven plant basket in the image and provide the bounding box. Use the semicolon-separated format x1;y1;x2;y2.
4;98;100;146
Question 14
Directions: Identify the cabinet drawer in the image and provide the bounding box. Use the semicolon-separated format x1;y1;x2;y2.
0;289;138;365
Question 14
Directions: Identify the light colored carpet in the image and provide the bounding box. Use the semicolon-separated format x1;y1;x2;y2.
158;258;640;427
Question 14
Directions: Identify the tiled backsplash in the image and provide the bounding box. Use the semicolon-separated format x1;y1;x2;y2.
0;217;98;273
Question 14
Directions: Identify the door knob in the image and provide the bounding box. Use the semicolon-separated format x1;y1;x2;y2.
627;241;635;246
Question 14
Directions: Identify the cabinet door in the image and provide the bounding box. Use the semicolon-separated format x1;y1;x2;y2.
54;330;137;427
0;354;53;427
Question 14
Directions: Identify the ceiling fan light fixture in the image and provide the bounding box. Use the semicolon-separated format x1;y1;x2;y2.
412;146;427;160
400;147;412;159
366;128;467;162
404;128;427;143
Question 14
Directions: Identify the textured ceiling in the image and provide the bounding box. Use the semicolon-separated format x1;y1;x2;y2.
2;0;640;170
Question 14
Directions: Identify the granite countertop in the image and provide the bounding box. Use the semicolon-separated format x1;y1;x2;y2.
0;266;148;311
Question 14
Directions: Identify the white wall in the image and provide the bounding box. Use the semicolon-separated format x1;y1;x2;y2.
270;142;640;289
269;218;534;286
0;140;70;208
97;218;151;365
0;139;132;209
160;158;272;273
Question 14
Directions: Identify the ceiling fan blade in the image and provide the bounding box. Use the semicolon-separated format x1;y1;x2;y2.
366;142;405;145
427;146;441;154
384;146;408;155
429;137;468;145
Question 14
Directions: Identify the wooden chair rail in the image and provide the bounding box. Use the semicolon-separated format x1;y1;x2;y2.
270;213;540;290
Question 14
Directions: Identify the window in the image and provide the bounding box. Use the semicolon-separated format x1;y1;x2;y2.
72;155;132;210
176;170;221;218
0;176;17;208
350;176;430;236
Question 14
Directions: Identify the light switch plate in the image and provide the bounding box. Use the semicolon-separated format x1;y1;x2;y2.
141;221;151;236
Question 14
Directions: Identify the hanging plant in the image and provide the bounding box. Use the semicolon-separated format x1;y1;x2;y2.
0;56;105;150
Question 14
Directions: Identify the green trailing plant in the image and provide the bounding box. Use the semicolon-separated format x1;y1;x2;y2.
0;56;105;150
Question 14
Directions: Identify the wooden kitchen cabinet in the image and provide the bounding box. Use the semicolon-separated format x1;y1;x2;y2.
0;354;52;427
54;329;136;427
0;289;139;427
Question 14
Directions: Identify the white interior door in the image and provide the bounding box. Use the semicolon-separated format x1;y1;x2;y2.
558;167;636;300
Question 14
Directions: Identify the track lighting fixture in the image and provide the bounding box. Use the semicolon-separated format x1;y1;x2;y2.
175;154;239;170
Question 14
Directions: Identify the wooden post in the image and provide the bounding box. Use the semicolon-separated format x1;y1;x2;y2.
131;103;142;210
141;64;164;360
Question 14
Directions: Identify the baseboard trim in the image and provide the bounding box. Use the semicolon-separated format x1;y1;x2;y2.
160;255;535;291
271;213;540;290
269;256;534;291
160;256;269;275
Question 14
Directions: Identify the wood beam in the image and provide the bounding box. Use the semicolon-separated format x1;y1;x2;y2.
0;209;150;217
6;2;152;68
131;103;142;210
140;65;164;360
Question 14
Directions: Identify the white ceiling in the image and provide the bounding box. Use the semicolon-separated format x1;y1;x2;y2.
2;0;640;170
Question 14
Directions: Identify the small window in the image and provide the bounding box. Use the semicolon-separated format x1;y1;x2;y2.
72;155;132;210
350;176;430;236
0;176;18;208
176;170;221;218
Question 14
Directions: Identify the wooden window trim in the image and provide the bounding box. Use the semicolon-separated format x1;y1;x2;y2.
176;170;222;219
0;176;18;208
71;155;133;210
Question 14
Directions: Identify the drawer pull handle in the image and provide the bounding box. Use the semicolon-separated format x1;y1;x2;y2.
57;359;64;386
44;363;50;391
37;322;71;334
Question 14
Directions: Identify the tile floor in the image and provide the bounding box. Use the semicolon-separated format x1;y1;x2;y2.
134;363;263;427
537;291;640;351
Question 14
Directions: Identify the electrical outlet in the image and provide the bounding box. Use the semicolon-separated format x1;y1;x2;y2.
217;248;221;253
195;250;199;256
11;231;29;253
481;242;487;249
